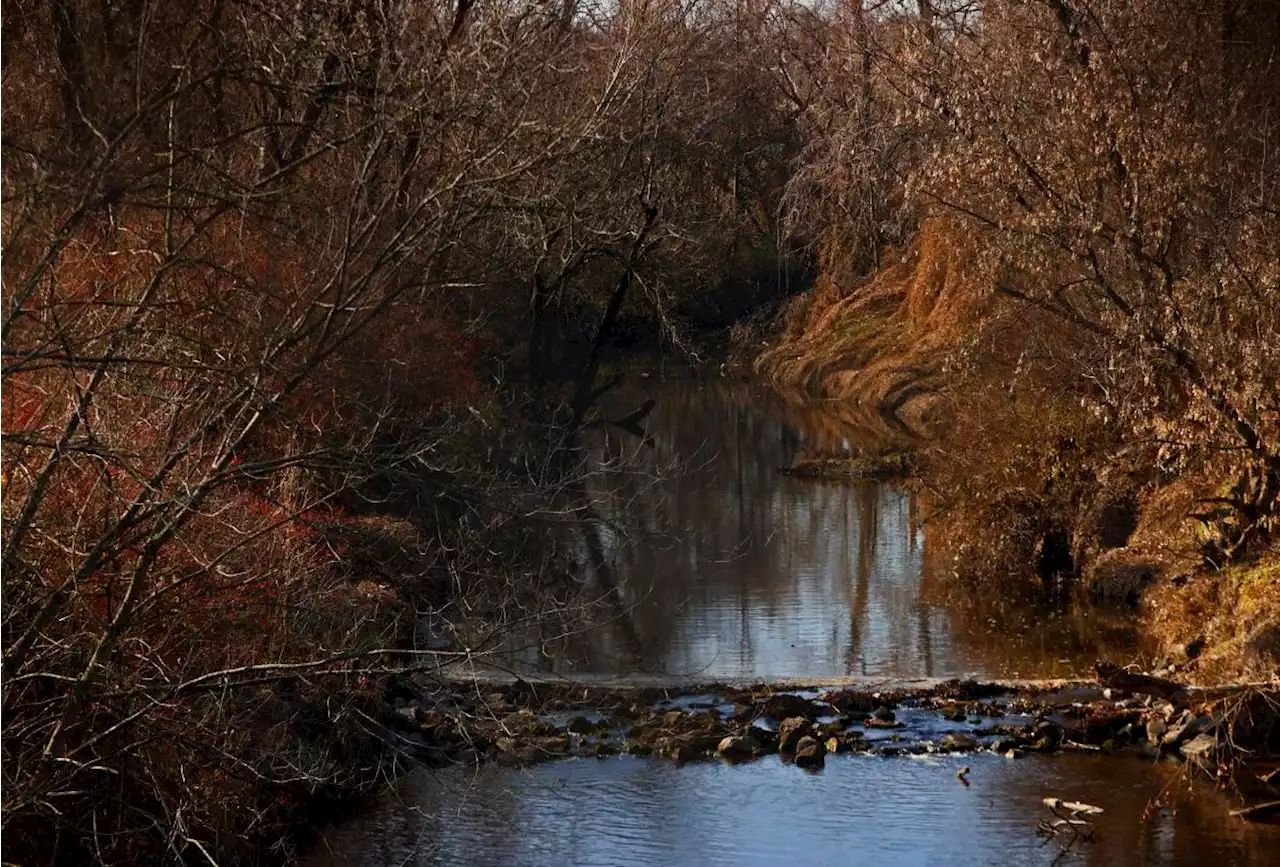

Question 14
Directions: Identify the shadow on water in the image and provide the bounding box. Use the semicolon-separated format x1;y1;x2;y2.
505;376;1145;680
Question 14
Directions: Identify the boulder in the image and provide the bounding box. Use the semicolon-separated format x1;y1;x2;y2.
794;735;827;769
778;717;812;753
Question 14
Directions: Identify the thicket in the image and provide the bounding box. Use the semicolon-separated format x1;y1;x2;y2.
0;1;808;863
757;0;1279;632
4;1;1279;863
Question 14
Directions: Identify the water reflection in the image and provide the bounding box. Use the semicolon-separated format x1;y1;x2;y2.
508;377;1141;680
302;755;1280;867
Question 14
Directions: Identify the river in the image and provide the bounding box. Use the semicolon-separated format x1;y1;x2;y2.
301;377;1280;866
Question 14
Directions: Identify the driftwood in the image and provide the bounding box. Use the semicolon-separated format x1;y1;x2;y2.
1038;797;1102;854
1229;800;1280;821
1095;663;1189;703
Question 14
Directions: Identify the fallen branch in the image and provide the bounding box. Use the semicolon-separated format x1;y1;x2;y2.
1229;800;1280;822
1095;662;1189;703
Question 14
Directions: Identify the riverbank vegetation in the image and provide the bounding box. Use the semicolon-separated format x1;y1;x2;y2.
3;1;1277;864
2;2;806;862
754;1;1279;681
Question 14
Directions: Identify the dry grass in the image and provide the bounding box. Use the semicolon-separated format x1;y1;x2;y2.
755;219;987;430
1145;555;1280;682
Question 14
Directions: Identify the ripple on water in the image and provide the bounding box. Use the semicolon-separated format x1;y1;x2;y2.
302;753;1280;867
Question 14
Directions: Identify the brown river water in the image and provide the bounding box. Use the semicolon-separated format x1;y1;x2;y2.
301;377;1280;866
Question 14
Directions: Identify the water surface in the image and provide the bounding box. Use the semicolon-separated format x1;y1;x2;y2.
302;753;1280;867
500;378;1140;681
303;378;1270;867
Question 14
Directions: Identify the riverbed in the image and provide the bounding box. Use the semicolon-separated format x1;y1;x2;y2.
301;377;1279;866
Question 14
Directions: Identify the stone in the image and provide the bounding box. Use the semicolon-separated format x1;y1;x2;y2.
794;735;827;769
717;734;761;761
940;733;980;751
1162;712;1213;748
1180;733;1220;765
778;717;812;753
873;706;896;723
567;715;595;734
759;693;819;720
817;719;847;737
1034;721;1063;750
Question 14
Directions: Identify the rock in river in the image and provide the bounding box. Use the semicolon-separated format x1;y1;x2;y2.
717;734;761;761
940;733;980;752
794;735;827;769
778;717;813;753
759;693;820;720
